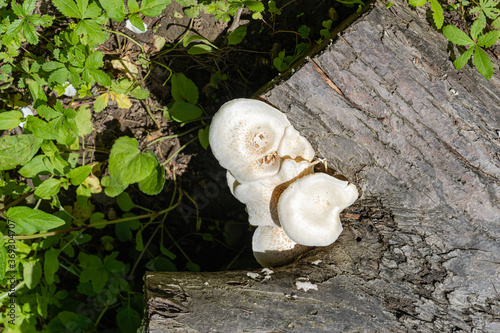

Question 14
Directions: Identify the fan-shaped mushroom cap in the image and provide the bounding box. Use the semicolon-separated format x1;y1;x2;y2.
277;126;315;162
252;226;311;267
234;159;314;227
209;99;291;183
278;173;358;247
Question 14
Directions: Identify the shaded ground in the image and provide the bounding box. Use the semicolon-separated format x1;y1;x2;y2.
84;0;361;273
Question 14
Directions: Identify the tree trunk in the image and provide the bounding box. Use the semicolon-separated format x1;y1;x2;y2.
145;1;500;332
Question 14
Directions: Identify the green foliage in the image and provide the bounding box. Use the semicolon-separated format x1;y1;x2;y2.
410;0;500;79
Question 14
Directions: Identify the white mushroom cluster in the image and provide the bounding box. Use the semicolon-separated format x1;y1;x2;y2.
209;99;358;267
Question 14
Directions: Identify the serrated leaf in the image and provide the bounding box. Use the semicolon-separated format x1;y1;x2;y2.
228;25;247;46
44;248;60;285
442;25;474;46
100;0;127;21
108;137;155;184
477;30;500;48
128;13;145;31
112;92;132;109
49;67;70;85
138;152;165;195
0;111;22;130
23;21;38;44
85;50;104;69
84;2;102;18
140;0;171;17
76;20;108;45
34;178;62;199
88;69;112;87
94;93;109;112
6;19;23;42
430;0;444;29
24;261;42;289
473;45;494;80
79;252;108;293
170;73;198;104
6;207;65;235
244;0;264;12
25;116;58;140
37;105;62;120
470;19;483;41
53;0;82;18
0;134;42;171
117;305;142;333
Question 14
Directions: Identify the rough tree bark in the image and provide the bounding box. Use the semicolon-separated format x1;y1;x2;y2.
145;1;500;332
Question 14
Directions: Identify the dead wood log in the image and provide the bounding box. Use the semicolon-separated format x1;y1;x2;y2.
145;1;500;332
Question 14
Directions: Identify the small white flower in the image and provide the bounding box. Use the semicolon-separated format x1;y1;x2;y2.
125;20;148;34
19;107;34;128
63;81;77;97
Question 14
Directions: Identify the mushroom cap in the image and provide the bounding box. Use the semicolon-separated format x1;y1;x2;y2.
277;125;315;162
209;99;291;183
252;226;311;267
234;159;314;227
278;173;358;247
226;170;239;196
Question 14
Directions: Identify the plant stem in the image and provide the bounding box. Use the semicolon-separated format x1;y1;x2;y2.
161;136;197;166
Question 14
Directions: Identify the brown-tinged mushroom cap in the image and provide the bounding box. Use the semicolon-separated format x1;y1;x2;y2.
278;173;358;247
209;99;291;183
252;226;311;267
233;159;314;227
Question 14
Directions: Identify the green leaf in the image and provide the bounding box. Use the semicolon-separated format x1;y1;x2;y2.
75;106;93;136
76;20;109;45
23;21;38;44
24;261;42;289
34;178;62;199
19;155;50;178
24;0;37;14
117;192;136;212
453;46;474;70
115;222;132;241
169;101;203;122
470;19;484;41
188;44;213;55
442;25;474;46
101;176;128;197
25;116;58;140
477;30;500;48
58;311;94;332
170;73;199;104
117;305;142;333
128;13;145;31
37;104;62;120
0;111;22;130
140;0;171;16
44;248;60;285
0;237;6;281
473;45;494;80
0;134;42;171
128;0;140;12
6;206;66;235
186;261;200;272
67;165;92;185
100;0;127;21
85;50;104;69
79;252;108;292
87;69;112;87
198;126;210;149
135;229;144;251
138;152;165;195
5;19;23;42
430;0;444;29
109;137;155;184
83;2;102;18
53;0;82;18
244;0;264;12
228;25;247;46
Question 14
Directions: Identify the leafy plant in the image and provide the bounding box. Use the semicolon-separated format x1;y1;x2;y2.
410;0;500;79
